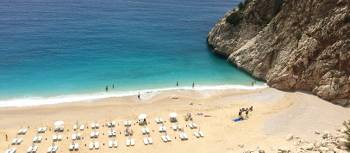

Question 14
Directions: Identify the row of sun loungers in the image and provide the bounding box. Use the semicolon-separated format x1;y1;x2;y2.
32;135;42;143
89;141;100;150
108;140;118;148
193;130;204;138
141;127;150;134
47;145;58;153
188;122;198;129
159;125;167;132
90;131;99;138
4;148;16;153
27;145;38;153
11;138;23;145
106;121;116;128
17;128;27;135
108;129;117;137
126;138;135;147
71;133;81;140
143;137;153;145
7;113;204;153
91;123;100;129
52;134;62;141
68;142;79;151
161;134;172;142
73;124;85;131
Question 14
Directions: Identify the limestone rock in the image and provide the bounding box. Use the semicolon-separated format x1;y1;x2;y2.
207;0;350;106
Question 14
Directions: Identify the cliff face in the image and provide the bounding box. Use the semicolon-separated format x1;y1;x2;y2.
208;0;350;106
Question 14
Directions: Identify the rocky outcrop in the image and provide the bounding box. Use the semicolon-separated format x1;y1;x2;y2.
208;0;350;106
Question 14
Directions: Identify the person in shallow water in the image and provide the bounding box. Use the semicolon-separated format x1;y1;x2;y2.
176;81;179;87
105;86;108;92
192;82;195;88
112;84;115;89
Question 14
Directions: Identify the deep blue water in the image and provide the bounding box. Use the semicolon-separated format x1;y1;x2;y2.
0;0;257;100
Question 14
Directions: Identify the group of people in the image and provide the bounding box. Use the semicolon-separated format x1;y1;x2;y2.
105;84;116;92
176;81;196;88
238;106;253;120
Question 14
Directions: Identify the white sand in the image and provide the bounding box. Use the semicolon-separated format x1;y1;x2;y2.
0;88;349;152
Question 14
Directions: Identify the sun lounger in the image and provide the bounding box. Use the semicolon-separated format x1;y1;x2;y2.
69;144;74;151
130;138;135;146
188;122;198;129
74;143;79;151
166;135;172;141
126;139;131;146
179;132;188;140
172;124;179;131
11;138;17;145
143;137;149;145
161;135;167;142
159;125;166;132
79;124;85;131
147;137;153;144
155;117;163;124
88;142;94;150
199;131;204;137
141;127;150;135
194;131;200;138
94;141;100;150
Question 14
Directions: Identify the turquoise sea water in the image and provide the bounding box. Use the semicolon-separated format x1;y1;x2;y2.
0;0;260;103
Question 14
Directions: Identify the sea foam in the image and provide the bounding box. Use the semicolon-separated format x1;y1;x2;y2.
0;84;267;107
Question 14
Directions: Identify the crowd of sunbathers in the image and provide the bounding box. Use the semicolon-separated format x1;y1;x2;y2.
238;106;253;120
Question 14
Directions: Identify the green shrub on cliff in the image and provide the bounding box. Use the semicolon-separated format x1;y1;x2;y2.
226;11;243;26
343;120;350;150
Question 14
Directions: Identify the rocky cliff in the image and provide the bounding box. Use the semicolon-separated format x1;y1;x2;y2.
208;0;350;106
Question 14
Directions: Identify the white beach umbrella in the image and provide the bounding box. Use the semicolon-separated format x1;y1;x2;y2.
138;113;147;120
169;112;177;118
54;121;64;127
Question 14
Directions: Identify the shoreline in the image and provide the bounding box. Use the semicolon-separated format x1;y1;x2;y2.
0;84;267;108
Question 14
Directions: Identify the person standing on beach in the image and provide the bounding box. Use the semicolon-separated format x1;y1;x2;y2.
137;92;141;100
5;134;8;141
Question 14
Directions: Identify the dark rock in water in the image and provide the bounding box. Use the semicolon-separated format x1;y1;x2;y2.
208;0;350;106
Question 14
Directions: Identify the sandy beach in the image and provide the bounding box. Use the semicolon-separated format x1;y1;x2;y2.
0;87;349;153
